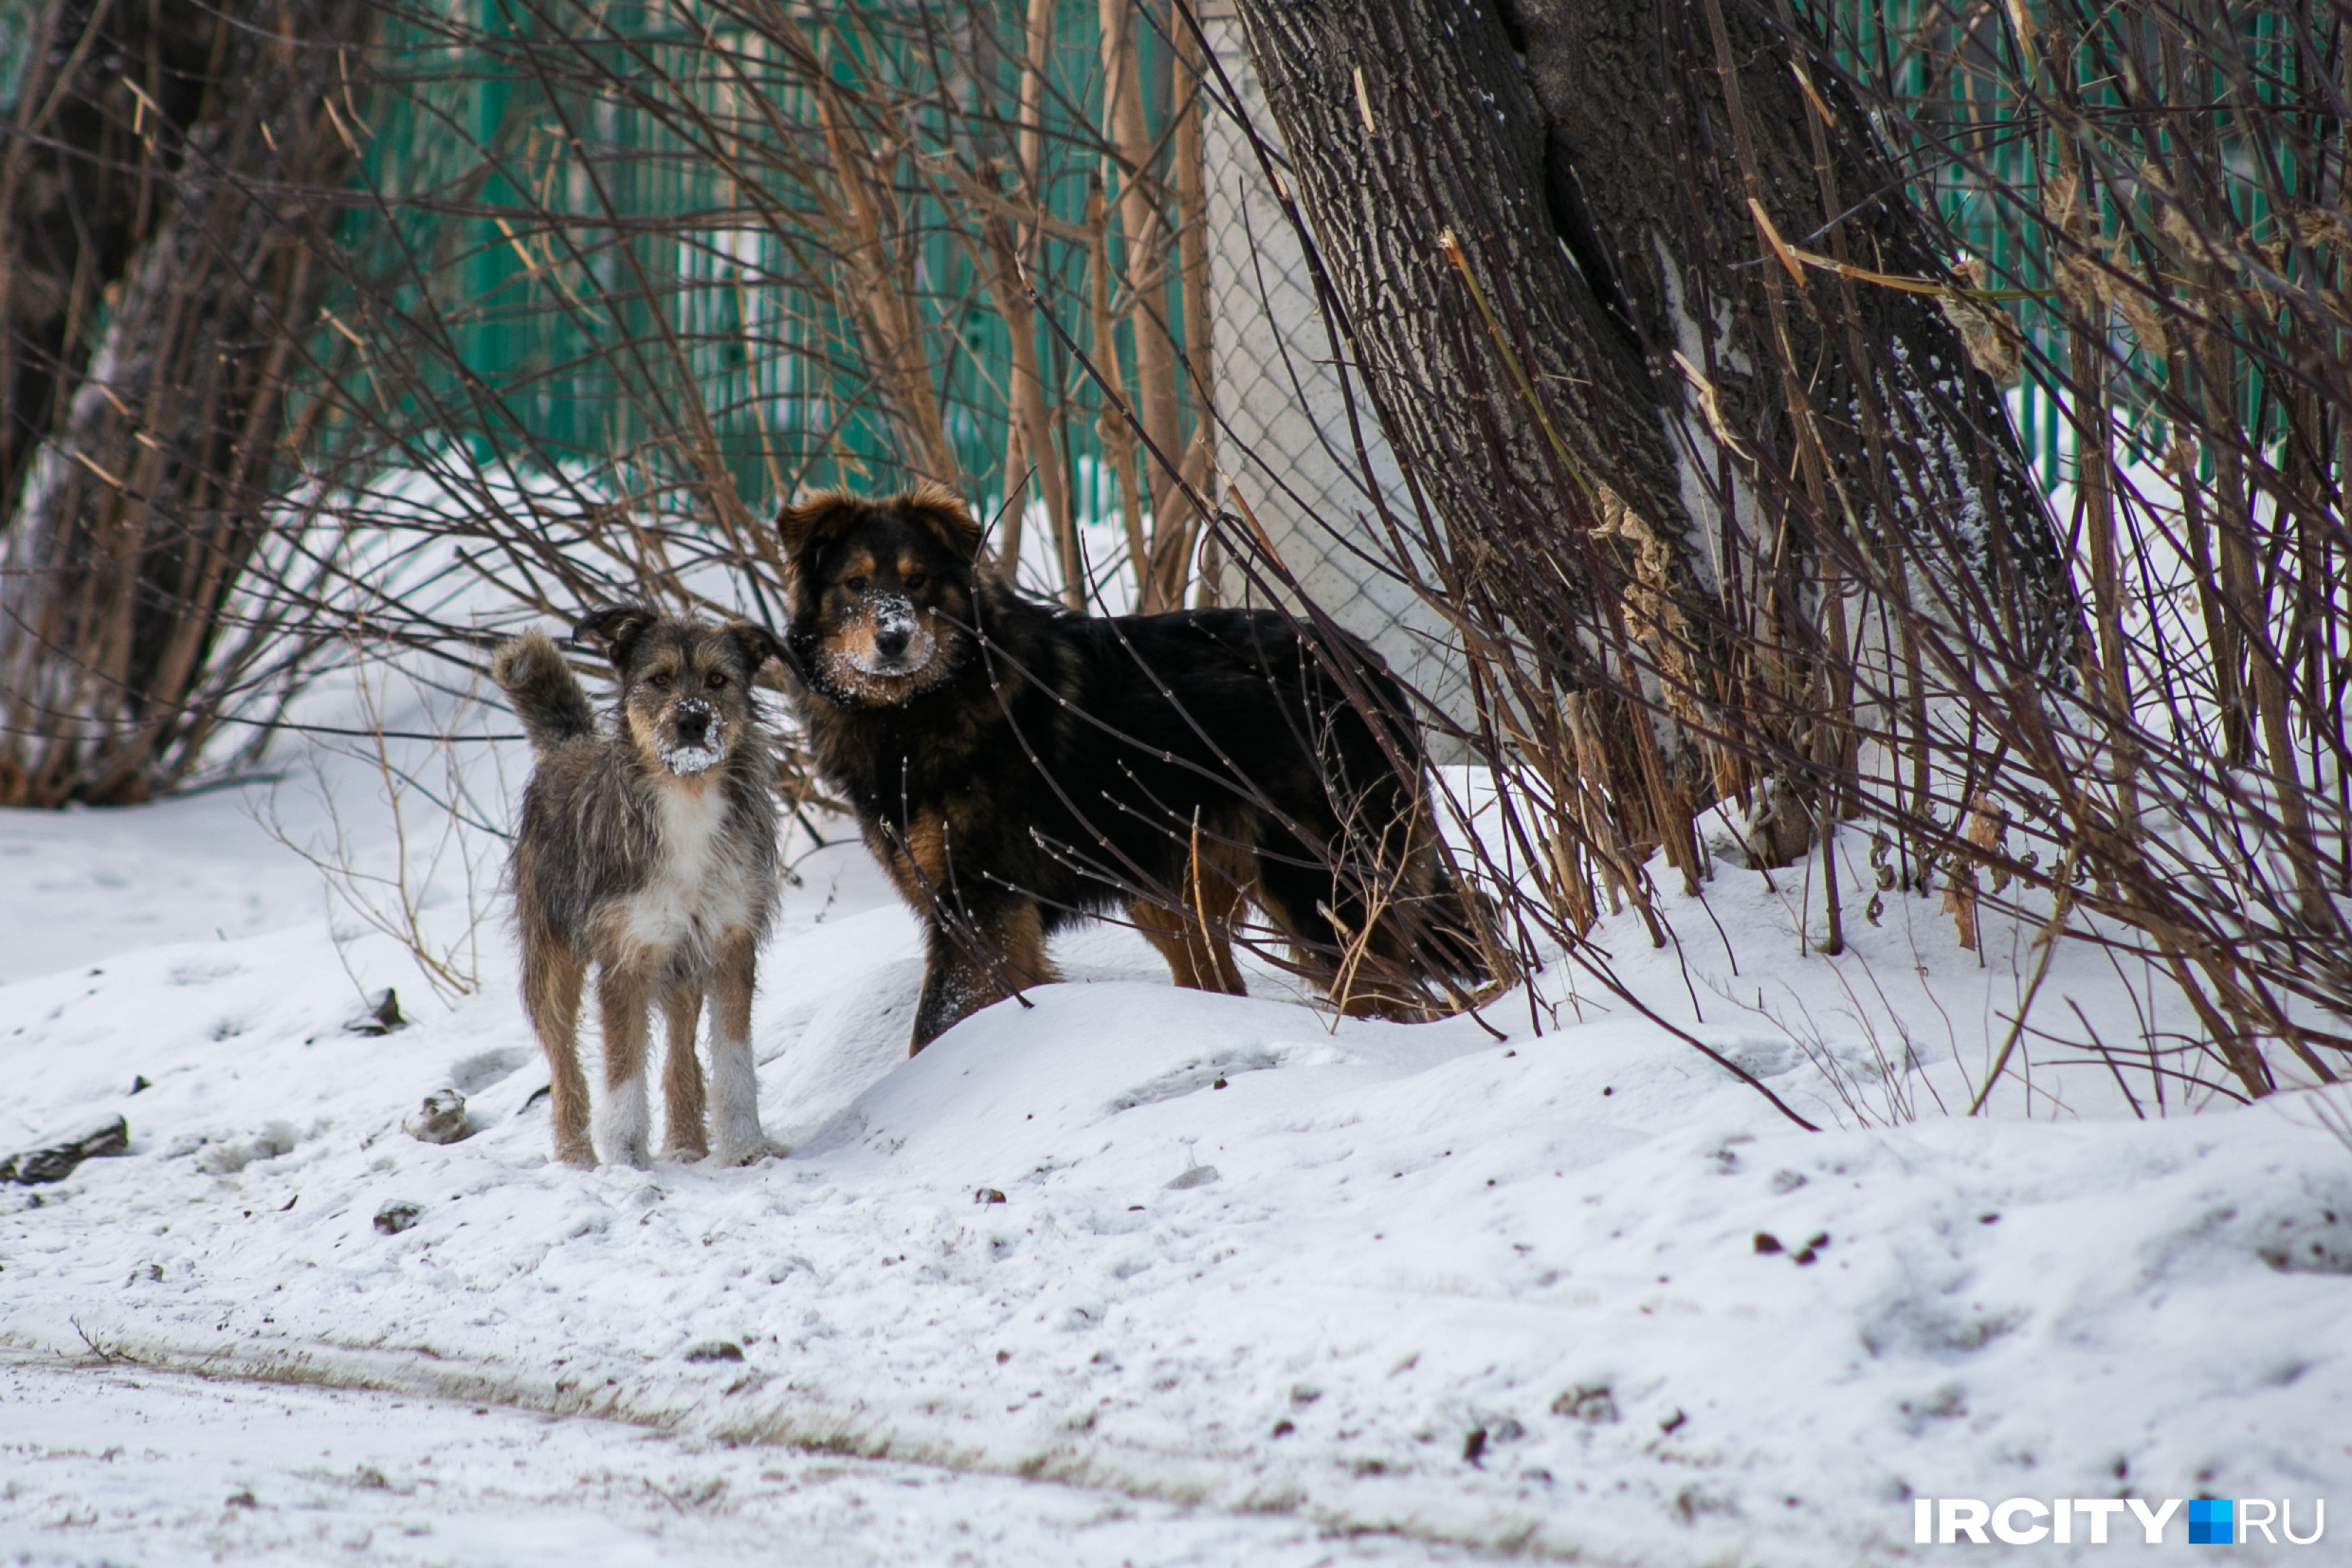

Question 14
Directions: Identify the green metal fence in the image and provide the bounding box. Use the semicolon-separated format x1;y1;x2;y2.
1814;0;2333;491
338;0;1199;533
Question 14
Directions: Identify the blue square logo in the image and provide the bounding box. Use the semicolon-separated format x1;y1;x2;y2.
2188;1499;2234;1545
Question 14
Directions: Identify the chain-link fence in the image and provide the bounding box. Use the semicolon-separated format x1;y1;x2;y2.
1196;8;1475;757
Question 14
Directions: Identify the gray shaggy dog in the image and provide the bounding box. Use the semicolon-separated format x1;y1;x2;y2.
489;607;787;1167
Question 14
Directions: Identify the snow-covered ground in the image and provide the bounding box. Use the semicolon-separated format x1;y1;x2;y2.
4;716;2350;1564
0;1352;1469;1566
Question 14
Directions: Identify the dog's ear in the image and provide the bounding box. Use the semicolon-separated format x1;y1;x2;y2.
776;492;854;563
726;622;792;680
901;483;984;564
573;604;658;670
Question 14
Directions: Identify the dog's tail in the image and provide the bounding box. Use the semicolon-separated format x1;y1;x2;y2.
490;631;596;755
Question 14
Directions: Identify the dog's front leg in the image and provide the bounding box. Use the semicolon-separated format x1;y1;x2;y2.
659;981;708;1160
524;942;594;1166
705;928;775;1165
593;962;655;1168
908;900;1054;1054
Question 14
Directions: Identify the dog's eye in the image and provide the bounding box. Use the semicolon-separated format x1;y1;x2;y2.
904;572;927;590
843;575;868;594
647;672;671;689
705;671;727;689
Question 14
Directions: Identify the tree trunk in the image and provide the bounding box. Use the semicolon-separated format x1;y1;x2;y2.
1;0;217;517
1506;0;2071;665
1231;0;1691;589
0;0;371;806
1232;0;1726;865
1232;0;2073;862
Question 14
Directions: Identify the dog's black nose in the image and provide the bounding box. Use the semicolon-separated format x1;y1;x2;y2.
874;627;911;661
676;709;709;746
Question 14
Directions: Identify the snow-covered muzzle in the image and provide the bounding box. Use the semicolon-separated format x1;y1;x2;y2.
846;593;937;678
656;698;728;776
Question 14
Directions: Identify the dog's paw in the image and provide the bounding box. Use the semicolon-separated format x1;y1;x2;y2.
554;1140;597;1169
712;1136;786;1167
604;1140;652;1170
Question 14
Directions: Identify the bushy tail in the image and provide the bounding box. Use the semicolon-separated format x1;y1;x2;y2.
490;631;596;755
1416;865;1516;990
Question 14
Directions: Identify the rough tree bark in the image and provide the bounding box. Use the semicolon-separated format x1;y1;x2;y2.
1232;0;1737;867
0;0;218;515
1506;0;2069;657
1231;0;1692;597
1231;0;2073;856
0;0;372;806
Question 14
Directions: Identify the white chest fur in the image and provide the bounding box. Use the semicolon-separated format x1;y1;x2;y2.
618;781;755;958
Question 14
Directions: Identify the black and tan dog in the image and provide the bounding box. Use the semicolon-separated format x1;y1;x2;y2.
490;609;785;1167
778;483;1496;1053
